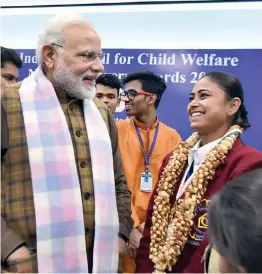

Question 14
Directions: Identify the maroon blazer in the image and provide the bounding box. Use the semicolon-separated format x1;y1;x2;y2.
136;138;262;273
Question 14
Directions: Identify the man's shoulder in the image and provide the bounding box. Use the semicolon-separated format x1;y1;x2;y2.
116;117;132;129
92;97;110;123
115;118;133;142
1;82;22;101
159;121;181;138
116;117;132;124
93;97;106;109
93;97;109;114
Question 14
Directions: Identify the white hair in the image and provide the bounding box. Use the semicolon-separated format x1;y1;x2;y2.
36;13;94;64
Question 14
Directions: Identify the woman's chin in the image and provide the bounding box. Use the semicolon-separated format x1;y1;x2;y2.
190;122;201;132
190;123;209;136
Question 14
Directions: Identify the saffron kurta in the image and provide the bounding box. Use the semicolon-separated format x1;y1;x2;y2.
117;117;181;273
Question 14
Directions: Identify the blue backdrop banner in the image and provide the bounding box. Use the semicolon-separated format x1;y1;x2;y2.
16;48;262;151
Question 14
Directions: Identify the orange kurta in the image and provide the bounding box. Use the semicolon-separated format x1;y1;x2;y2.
117;117;181;273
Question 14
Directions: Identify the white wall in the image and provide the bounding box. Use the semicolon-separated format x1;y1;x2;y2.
1;2;262;49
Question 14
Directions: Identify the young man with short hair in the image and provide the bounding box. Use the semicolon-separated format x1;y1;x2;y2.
96;73;121;114
117;71;182;273
1;46;22;86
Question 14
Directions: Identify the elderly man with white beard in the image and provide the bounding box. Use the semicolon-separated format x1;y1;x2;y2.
1;14;133;273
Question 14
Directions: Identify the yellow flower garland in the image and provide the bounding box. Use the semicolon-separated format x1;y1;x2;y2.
149;125;242;273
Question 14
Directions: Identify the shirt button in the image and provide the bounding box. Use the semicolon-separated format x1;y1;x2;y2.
76;130;82;137
80;161;87;168
85;228;90;234
84;192;91;200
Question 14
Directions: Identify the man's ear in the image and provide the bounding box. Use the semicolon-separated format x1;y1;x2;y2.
42;45;56;69
149;94;157;106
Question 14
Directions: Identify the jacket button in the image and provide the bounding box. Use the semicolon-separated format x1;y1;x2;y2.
80;161;87;168
85;228;90;234
84;192;91;200
76;130;82;137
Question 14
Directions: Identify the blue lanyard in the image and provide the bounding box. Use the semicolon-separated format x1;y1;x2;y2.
134;121;159;174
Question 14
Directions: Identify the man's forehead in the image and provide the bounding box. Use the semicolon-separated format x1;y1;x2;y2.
1;62;19;77
125;80;142;90
63;24;101;50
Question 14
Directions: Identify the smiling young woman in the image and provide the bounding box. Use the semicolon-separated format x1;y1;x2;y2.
135;71;262;273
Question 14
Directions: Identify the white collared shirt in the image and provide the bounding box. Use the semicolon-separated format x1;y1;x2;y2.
176;137;223;201
188;138;223;172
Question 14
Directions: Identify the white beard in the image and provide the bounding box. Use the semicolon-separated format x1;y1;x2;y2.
52;57;97;100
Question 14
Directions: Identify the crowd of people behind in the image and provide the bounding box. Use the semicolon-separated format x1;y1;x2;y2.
1;14;262;274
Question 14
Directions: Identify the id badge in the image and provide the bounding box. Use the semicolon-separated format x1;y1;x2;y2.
140;172;153;192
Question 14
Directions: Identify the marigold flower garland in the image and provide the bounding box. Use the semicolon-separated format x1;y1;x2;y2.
149;125;242;273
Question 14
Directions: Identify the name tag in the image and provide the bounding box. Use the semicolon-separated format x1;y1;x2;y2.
140;172;153;192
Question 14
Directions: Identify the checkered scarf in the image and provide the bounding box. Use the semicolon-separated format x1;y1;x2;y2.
19;66;119;273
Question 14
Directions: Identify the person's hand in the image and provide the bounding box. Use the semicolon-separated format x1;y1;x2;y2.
137;222;145;234
127;228;143;259
5;246;34;273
